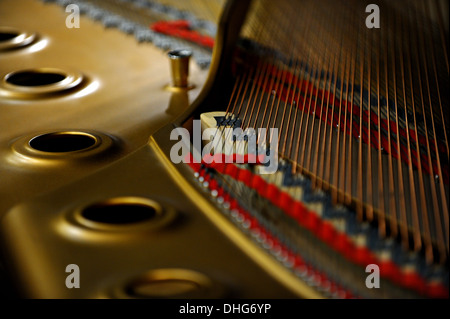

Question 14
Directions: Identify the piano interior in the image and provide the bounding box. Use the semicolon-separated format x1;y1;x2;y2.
0;0;448;299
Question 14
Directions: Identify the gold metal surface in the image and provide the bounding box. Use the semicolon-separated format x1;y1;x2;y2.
0;0;207;219
1;143;300;298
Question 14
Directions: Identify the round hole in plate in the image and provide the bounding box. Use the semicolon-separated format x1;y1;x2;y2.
0;27;37;52
10;130;115;164
5;70;67;87
129;279;200;298
29;132;97;153
70;197;176;234
0;31;19;41
123;269;220;299
1;68;86;99
81;202;157;225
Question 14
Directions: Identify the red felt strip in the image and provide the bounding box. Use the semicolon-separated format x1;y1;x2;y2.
151;20;215;50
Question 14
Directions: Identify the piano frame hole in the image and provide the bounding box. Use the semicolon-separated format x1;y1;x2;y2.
6;70;66;87
10;130;116;164
0;27;37;51
0;68;85;99
29;132;97;153
72;197;177;232
81;201;158;225
0;31;18;41
121;269;222;299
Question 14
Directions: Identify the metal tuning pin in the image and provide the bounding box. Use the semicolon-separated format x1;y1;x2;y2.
168;49;192;88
